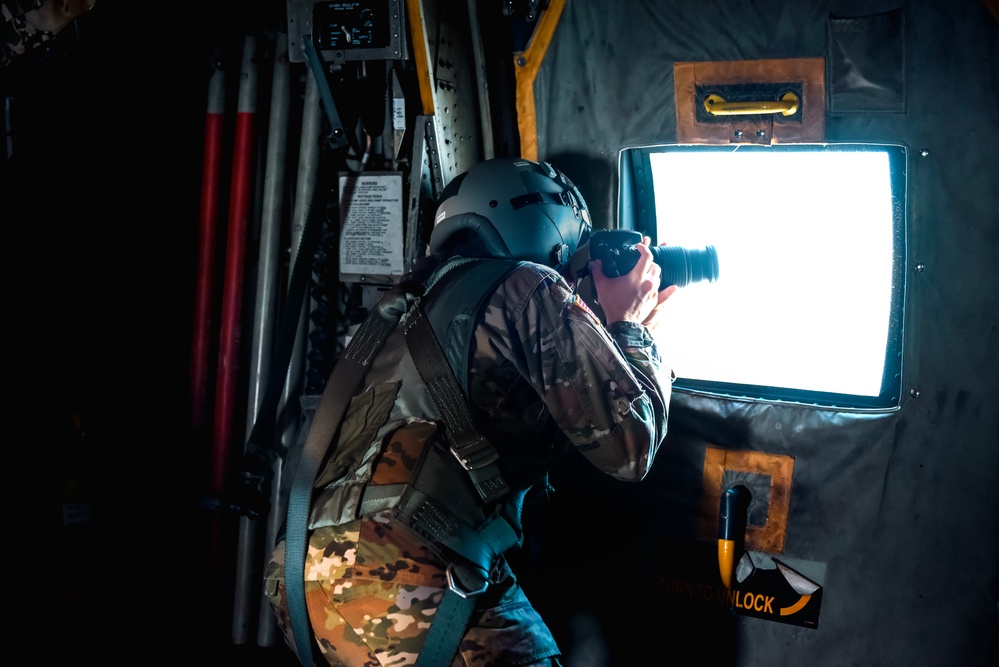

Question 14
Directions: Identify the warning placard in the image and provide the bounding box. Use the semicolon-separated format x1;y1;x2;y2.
339;172;404;283
658;540;824;629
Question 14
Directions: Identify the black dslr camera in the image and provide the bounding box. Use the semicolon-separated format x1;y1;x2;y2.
589;229;719;290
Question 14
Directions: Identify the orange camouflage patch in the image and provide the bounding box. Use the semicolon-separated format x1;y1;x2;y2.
370;421;437;485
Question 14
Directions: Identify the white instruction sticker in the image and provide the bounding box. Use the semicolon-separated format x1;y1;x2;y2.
339;172;404;279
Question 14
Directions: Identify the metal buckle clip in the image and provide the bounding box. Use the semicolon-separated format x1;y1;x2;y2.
445;562;489;599
450;436;499;471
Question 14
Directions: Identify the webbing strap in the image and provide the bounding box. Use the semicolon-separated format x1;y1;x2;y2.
424;257;524;394
284;288;411;667
286;260;521;666
416;587;476;667
360;484;521;571
412;505;521;667
404;300;521;667
405;304;509;504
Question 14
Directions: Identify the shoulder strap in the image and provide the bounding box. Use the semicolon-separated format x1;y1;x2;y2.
424;257;524;392
405;298;509;505
419;256;523;504
404;294;521;667
284;286;413;667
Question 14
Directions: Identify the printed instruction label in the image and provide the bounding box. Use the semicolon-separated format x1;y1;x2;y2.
339;172;404;279
393;98;406;132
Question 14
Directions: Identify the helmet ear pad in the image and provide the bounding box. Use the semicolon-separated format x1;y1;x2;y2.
428;212;512;259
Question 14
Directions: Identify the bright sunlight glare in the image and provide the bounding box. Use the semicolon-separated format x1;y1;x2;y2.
650;149;895;397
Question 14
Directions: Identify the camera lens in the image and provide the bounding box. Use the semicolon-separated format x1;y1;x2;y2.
650;245;720;289
588;230;720;290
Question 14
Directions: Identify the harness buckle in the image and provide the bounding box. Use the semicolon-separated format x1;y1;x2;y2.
446;562;489;599
450;435;499;471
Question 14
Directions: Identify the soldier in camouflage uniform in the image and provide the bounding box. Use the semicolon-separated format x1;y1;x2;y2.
266;158;677;667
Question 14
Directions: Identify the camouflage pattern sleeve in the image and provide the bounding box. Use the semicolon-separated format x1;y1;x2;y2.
2;0;96;68
479;263;672;481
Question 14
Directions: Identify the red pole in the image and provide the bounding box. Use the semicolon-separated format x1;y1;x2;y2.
190;53;226;439
212;36;258;497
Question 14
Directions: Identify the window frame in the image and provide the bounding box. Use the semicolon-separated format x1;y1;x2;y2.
617;141;908;410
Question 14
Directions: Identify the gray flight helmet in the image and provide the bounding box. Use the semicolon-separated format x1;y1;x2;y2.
429;158;592;272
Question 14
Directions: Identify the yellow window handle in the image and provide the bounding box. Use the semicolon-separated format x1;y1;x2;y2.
704;92;799;116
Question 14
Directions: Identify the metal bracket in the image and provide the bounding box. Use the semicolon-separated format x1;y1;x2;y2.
302;35;350;150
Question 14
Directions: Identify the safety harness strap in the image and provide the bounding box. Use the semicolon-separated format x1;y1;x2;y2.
284;287;413;667
421;257;525;503
405;303;508;503
361;484;521;572
405;294;523;667
286;258;523;667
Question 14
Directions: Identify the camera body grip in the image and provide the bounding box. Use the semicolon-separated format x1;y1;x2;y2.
589;229;720;289
589;230;647;278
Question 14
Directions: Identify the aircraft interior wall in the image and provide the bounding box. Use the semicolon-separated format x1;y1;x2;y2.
533;2;999;666
4;1;996;666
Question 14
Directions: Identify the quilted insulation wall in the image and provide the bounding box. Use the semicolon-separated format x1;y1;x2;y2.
6;1;995;665
527;1;999;666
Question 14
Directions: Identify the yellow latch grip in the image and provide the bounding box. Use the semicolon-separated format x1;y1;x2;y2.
704;92;800;116
718;484;752;588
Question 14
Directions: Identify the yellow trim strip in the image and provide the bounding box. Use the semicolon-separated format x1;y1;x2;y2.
514;0;567;160
406;0;435;115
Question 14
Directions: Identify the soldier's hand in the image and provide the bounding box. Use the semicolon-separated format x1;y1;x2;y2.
640;283;678;335
590;236;662;325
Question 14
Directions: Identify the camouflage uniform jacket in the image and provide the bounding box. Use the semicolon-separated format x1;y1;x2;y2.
266;258;672;667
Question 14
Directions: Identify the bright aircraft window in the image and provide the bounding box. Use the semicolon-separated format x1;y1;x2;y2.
617;143;907;409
